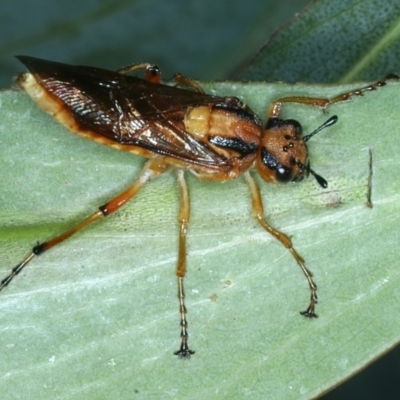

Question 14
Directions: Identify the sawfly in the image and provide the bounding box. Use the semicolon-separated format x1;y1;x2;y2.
1;56;396;358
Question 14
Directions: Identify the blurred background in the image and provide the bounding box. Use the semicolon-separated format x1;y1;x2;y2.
1;0;399;398
1;0;310;86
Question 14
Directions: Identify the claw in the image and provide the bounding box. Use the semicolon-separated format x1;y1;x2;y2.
174;347;195;359
300;308;318;318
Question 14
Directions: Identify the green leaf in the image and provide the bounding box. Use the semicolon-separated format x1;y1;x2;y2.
1;75;399;399
236;0;400;83
1;0;400;398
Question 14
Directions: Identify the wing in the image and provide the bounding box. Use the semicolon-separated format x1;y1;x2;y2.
16;56;233;167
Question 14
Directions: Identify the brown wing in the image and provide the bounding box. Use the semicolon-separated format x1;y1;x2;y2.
16;56;230;167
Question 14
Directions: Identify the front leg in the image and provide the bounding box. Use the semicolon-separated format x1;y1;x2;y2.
244;171;318;318
268;74;398;118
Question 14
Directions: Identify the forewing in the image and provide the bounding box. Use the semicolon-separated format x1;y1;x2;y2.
17;56;228;166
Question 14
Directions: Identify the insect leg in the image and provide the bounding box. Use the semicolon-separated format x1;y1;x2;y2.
118;62;204;93
173;169;195;358
172;73;205;94
0;159;169;291
243;171;318;318
268;74;399;118
117;63;161;83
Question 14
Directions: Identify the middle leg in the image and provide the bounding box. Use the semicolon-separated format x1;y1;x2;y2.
173;169;195;358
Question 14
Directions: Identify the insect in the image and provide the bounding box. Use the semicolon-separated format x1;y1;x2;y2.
2;56;396;358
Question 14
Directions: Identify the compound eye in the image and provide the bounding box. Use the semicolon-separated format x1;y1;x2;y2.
257;147;294;184
276;165;293;183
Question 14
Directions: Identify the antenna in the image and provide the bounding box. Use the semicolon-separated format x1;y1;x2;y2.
303;115;338;188
303;115;338;142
